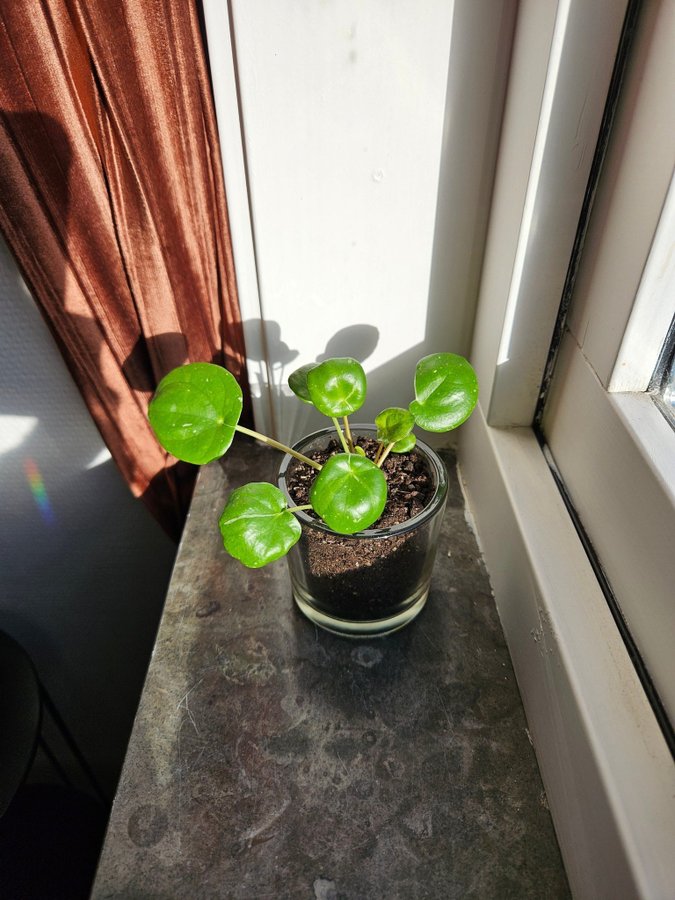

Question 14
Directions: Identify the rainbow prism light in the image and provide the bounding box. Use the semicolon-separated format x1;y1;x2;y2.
24;458;55;525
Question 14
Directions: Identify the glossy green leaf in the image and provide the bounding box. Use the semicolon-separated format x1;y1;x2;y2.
375;407;415;444
148;363;243;464
310;453;387;534
409;353;478;433
392;433;417;453
288;363;317;404
306;358;366;417
218;483;301;568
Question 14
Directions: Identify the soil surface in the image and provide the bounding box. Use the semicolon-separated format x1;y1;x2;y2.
287;436;435;529
285;436;441;621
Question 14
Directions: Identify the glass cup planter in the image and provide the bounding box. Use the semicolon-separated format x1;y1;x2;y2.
278;425;448;637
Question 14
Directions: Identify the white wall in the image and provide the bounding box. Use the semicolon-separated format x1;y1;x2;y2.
0;236;175;796
205;0;516;444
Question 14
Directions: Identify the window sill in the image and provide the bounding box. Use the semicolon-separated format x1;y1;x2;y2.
459;403;675;899
92;437;568;897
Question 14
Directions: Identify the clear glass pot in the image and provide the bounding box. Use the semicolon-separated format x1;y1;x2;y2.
278;425;448;637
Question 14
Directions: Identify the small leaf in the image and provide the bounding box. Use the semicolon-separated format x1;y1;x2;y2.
310;453;387;534
409;353;478;433
375;407;415;444
148;363;243;464
218;483;301;568
306;358;366;417
354;445;366;457
392;433;417;453
288;363;317;404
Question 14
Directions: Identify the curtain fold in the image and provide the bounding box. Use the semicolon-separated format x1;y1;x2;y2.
0;0;249;539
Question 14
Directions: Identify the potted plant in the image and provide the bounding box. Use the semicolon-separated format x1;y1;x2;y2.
148;353;478;636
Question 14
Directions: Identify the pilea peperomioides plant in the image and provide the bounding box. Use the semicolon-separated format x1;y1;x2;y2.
148;353;478;568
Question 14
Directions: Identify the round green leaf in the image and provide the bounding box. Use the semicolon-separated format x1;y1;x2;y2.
409;353;478;433
288;363;317;404
375;407;415;444
148;363;243;464
310;453;387;534
219;483;301;568
306;358;366;417
392;433;417;454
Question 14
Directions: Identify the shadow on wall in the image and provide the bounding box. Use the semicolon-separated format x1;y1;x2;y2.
122;321;417;456
241;319;447;448
243;319;378;380
231;3;517;450
243;320;395;443
0;111;175;804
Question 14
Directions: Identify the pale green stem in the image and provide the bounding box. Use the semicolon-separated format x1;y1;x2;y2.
377;442;396;468
235;424;322;470
343;416;355;452
287;504;313;514
374;441;386;465
332;417;350;454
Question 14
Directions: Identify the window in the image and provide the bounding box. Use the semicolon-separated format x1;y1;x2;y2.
458;1;675;896
541;2;675;732
658;337;675;414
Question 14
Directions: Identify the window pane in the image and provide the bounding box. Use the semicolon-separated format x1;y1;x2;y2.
661;357;675;409
653;317;675;416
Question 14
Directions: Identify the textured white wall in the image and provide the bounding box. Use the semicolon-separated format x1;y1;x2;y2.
0;235;175;795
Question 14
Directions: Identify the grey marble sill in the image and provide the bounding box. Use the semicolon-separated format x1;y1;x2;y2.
93;438;570;900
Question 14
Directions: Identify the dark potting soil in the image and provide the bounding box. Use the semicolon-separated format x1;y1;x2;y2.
285;437;442;621
288;437;435;529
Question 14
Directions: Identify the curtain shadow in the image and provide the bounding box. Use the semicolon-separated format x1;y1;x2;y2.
122;333;190;392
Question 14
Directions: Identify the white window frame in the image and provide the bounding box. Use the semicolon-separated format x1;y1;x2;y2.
541;0;675;781
459;1;675;898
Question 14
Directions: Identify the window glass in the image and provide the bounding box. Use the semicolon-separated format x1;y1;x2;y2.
660;359;675;409
653;318;675;417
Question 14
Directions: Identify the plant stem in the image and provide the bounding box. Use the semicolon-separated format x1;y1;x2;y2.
374;441;386;465
287;504;313;514
377;442;396;468
343;416;355;452
332;417;350;454
235;425;322;470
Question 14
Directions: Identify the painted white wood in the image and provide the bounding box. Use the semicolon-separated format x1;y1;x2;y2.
459;5;675;894
543;329;675;728
459;408;675;900
206;0;514;443
459;0;558;410
540;0;675;741
568;0;675;389
470;0;628;427
229;0;453;444
425;0;517;362
202;0;277;437
609;168;675;393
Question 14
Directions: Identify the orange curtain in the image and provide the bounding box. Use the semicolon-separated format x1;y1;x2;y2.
0;1;249;539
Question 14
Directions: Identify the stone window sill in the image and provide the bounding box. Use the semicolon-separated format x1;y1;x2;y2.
92;439;569;898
